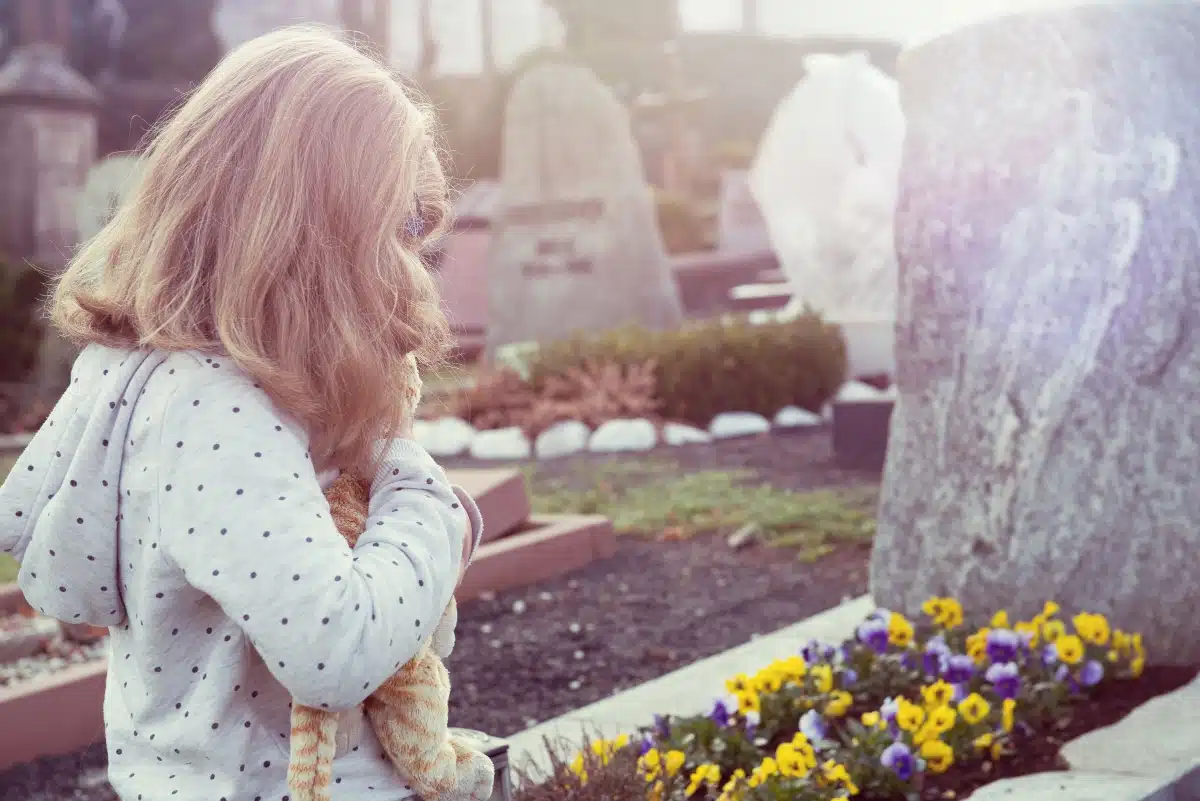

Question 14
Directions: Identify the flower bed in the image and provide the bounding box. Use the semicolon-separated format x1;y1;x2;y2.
525;599;1196;801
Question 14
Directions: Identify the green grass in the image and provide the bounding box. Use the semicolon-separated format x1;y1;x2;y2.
525;457;878;561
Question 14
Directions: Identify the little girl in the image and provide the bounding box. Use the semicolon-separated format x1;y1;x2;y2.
0;27;479;801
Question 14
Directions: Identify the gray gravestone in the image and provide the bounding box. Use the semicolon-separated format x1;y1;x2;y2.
75;153;142;244
871;2;1200;663
485;60;683;357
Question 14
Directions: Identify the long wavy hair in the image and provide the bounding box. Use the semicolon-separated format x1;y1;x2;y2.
50;25;453;473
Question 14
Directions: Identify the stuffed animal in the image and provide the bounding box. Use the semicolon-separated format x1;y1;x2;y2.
286;355;494;801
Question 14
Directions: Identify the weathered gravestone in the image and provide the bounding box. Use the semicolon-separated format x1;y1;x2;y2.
485;60;683;356
871;2;1200;663
75;153;143;244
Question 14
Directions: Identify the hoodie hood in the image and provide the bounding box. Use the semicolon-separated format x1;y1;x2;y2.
0;345;169;627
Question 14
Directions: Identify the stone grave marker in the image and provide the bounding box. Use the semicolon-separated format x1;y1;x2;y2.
75;153;143;244
871;3;1200;663
485;60;684;357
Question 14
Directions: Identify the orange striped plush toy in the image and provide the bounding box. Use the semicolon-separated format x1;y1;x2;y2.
286;357;494;801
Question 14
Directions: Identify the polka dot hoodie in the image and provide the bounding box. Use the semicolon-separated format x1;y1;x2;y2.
0;345;483;801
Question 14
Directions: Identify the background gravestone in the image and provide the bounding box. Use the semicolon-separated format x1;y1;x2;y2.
485;59;683;357
871;3;1200;663
75;152;142;244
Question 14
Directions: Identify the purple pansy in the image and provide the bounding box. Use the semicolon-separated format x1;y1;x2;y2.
1055;664;1071;683
880;697;900;724
1080;660;1104;687
1042;644;1060;667
799;709;827;743
923;637;951;677
653;714;671;740
943;654;975;684
985;661;1022;700
639;735;655;755
881;741;915;781
856;617;890;654
986;629;1021;664
842;668;859;686
709;698;731;727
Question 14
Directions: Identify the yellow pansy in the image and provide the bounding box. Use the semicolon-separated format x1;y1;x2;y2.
1001;698;1016;733
966;628;991;664
939;598;964;629
1042;619;1066;644
958;693;991;726
861;711;881;728
811;664;834;694
973;732;994;752
1015;620;1041;648
787;735;817;769
990;740;1005;761
896;698;926;732
920;739;954;774
613;734;629;749
778;655;808;682
1042;601;1060;618
748;757;778;788
1131;655;1145;678
1055;634;1085;665
1112;630;1131;652
1073;612;1111;646
888;612;915;646
665;750;686;777
991;610;1011;629
921;597;947;619
649;781;665;801
775;743;812;778
1131;633;1145;658
736;690;761;715
726;673;751;694
569;752;588;784
929;705;957;733
912;722;939;747
921;680;955;709
825;690;853;718
754;667;784;694
639;749;661;782
686;763;722;796
821;761;860;796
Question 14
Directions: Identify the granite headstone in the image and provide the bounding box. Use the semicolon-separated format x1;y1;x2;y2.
871;2;1200;663
485;60;683;357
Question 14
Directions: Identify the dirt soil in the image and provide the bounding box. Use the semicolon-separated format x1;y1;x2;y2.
447;536;871;736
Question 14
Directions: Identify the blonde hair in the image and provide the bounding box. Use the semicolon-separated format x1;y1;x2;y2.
51;25;453;473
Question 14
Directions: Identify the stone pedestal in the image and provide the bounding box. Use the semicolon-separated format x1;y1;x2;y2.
0;3;99;398
871;2;1200;663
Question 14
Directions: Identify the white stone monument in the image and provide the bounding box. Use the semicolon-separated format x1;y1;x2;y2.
750;51;905;376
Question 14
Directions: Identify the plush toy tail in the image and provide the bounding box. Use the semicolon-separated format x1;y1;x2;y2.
288;704;340;801
366;651;495;801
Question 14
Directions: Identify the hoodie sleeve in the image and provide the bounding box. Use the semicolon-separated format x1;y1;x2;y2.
156;374;471;712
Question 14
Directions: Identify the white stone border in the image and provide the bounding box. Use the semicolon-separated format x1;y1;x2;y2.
418;380;896;461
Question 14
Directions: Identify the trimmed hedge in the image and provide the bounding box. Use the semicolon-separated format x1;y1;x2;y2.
526;313;847;427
